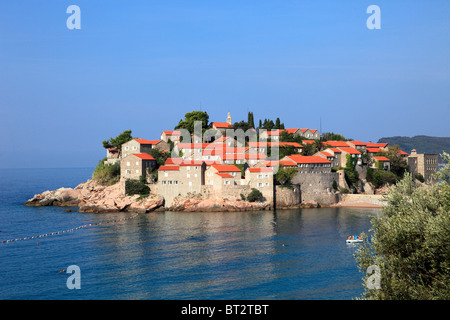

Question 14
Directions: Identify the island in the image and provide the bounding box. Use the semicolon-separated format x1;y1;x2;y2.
25;111;439;213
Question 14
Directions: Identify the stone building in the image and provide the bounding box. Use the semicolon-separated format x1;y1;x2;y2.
121;153;157;181
373;156;391;171
160;130;180;143
407;149;438;183
122;139;170;158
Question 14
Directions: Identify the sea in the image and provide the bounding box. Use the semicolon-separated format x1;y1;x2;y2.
0;168;381;300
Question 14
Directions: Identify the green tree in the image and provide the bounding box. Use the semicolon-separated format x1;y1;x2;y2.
175;111;209;134
354;170;450;299
375;145;409;178
247;112;255;129
125;179;150;196
322;132;349;141
102;130;134;155
247;188;264;202
275;166;298;185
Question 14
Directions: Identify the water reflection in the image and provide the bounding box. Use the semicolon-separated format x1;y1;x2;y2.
87;208;380;299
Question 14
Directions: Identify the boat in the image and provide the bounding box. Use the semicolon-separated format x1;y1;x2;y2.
346;236;363;243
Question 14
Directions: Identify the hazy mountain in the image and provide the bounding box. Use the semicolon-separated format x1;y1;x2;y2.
377;135;450;162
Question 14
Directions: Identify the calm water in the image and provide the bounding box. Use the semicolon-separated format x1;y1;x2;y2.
0;168;380;300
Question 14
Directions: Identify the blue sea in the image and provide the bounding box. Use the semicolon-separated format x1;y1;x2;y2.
0;168;380;300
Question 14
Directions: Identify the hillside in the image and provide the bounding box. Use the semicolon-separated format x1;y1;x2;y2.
377;135;450;162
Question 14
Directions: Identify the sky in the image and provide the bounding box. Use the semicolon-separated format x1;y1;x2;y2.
0;0;449;168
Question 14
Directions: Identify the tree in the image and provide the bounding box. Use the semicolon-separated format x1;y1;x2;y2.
375;145;408;178
247;188;264;202
149;148;170;168
322;132;348;141
175;111;209;134
354;170;450;299
102;130;134;155
233;120;253;132
275;166;298;185
247;112;255;129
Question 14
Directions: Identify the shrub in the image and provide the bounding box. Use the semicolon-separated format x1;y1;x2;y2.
415;172;425;183
92;158;120;186
125;179;150;196
247;188;264;202
332;180;338;191
372;170;397;188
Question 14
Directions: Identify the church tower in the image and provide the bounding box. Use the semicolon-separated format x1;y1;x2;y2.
226;112;232;125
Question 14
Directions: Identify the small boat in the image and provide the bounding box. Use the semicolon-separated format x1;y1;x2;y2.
346;236;363;243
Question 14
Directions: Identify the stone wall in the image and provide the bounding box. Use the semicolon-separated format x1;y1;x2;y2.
275;185;301;207
291;171;339;194
339;194;386;206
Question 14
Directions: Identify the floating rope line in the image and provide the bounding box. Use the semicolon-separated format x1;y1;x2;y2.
1;214;139;245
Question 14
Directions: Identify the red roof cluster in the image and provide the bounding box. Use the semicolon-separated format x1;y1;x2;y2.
133;153;155;160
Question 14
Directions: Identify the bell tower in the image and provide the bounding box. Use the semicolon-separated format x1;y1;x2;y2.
226;112;232;125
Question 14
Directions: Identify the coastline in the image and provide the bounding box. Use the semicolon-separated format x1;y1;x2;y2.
24;179;385;213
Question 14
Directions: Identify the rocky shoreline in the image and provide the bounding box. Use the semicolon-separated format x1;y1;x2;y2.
24;179;322;213
24;180;385;213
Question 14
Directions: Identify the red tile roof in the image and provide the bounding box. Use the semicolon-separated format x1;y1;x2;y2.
328;148;342;153
133;153;155;160
366;142;388;148
322;141;349;147
349;141;366;146
212;122;232;128
165;158;182;165
287;155;331;164
107;148;119;152
366;147;381;153
337;147;361;155
247;167;273;173
374;156;390;162
320;151;333;157
301;140;315;144
212;165;242;172
215;172;234;178
134;139;162;145
162;130;181;135
180;160;205;166
158;165;179;171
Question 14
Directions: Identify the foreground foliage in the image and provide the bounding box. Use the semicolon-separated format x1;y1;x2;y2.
355;155;450;299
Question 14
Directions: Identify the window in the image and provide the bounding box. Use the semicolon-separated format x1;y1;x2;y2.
174;181;178;185
224;180;230;185
164;172;168;177
132;146;137;150
125;170;131;174
189;182;192;186
136;170;139;173
125;146;129;150
258;183;263;187
162;181;166;185
136;161;139;166
257;174;263;179
187;166;190;171
168;181;172;184
126;162;130;166
187;174;190;178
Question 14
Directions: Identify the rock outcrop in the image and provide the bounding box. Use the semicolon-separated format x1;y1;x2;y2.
168;193;273;212
25;180;164;213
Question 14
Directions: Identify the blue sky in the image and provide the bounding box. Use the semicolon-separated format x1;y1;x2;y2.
0;0;449;168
